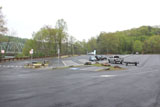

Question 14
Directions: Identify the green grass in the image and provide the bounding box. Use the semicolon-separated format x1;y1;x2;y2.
92;63;103;67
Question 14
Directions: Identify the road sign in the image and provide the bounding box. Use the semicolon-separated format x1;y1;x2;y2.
29;49;33;54
29;51;33;54
1;50;5;54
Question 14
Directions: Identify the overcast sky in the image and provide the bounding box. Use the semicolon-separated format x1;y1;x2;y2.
1;0;160;41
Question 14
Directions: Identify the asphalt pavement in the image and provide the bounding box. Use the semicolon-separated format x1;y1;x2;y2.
0;55;160;107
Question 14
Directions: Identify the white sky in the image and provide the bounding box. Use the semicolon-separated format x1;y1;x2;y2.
1;0;160;41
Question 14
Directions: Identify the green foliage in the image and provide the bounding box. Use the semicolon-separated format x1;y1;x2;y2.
133;40;143;53
23;24;160;57
0;35;27;43
22;39;35;56
88;26;160;54
143;36;160;53
23;19;72;57
87;37;97;52
15;53;25;58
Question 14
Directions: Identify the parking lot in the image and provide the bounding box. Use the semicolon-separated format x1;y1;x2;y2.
0;55;160;107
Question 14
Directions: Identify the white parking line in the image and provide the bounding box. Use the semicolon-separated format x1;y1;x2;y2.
62;60;81;66
0;65;24;68
62;61;67;66
100;75;116;78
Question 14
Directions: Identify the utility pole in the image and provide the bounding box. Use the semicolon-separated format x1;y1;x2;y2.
57;45;60;67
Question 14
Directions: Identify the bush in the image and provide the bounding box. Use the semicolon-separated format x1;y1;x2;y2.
15;53;25;58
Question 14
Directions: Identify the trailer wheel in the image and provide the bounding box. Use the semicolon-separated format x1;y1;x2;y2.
135;63;137;66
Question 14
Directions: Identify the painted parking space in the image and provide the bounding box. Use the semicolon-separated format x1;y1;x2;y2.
78;59;89;63
62;60;82;66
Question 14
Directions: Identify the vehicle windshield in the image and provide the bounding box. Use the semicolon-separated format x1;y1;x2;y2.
114;56;119;58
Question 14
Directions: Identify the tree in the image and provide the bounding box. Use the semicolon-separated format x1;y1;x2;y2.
68;36;76;55
55;19;67;56
31;26;57;57
87;37;97;53
143;36;160;53
133;40;143;53
0;7;7;35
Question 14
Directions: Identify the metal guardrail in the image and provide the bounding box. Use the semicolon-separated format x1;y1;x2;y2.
0;54;82;63
0;57;30;62
0;55;56;62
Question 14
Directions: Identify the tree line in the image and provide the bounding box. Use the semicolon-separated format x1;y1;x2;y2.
88;26;160;54
23;23;160;58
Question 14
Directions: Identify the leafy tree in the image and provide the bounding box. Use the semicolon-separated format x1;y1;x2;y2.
55;19;67;56
133;40;143;53
23;39;36;56
87;37;97;53
143;36;160;53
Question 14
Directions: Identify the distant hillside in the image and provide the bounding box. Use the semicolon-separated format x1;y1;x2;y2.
114;26;160;37
0;35;28;44
87;26;160;54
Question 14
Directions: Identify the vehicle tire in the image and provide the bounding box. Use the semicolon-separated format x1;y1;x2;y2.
135;63;137;66
120;61;123;64
108;60;110;63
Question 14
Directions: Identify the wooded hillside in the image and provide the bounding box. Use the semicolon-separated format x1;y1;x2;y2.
87;26;160;54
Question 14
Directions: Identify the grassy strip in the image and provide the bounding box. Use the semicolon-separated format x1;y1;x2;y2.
92;63;125;71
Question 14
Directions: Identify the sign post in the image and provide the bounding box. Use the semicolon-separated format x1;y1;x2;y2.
29;49;33;63
1;50;5;61
94;50;96;55
57;48;60;67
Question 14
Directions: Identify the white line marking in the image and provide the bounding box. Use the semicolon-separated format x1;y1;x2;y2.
100;75;116;78
62;61;67;66
0;65;25;68
62;60;81;66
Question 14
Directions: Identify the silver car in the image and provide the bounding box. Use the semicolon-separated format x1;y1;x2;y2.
108;55;124;64
89;56;97;61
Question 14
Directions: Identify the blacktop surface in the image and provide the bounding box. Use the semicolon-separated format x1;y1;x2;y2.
0;54;160;107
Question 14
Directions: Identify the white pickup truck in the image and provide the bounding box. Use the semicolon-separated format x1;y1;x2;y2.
108;55;124;64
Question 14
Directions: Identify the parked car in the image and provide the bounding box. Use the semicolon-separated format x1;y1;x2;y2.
87;52;94;55
108;55;124;64
95;55;101;61
95;55;107;61
89;56;97;61
101;55;107;60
